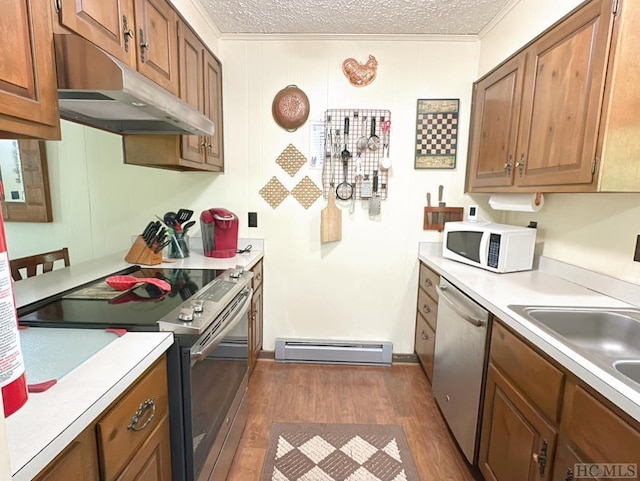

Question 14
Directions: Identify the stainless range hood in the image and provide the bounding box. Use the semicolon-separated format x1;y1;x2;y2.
54;34;215;137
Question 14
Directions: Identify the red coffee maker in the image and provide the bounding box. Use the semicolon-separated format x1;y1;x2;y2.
200;208;239;258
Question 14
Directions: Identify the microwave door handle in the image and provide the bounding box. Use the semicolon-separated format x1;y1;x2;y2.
436;286;485;327
190;288;253;363
479;232;490;267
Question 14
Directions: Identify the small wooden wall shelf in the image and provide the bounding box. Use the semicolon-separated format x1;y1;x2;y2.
423;207;463;232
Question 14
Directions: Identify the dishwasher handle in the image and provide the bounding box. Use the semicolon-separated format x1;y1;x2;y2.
437;285;486;327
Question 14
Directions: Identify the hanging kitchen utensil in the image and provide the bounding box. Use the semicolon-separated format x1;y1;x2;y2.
356;116;368;155
272;85;310;131
336;159;354;200
361;173;372;198
341;117;351;162
321;181;342;243
381;118;391;170
176;209;193;223
369;170;381;215
368;117;380;151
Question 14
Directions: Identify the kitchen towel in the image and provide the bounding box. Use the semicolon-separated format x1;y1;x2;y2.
488;193;544;212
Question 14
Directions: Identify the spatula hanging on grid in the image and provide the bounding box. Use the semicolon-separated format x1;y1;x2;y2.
369;170;380;216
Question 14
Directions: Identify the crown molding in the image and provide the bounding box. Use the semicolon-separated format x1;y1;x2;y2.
478;0;522;39
218;33;479;42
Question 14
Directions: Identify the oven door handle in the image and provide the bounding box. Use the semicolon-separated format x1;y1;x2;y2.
191;288;253;363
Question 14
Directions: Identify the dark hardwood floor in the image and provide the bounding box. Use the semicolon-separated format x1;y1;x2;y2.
226;360;478;481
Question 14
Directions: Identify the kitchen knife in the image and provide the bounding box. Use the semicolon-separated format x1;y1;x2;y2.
150;227;166;247
143;222;160;246
141;221;155;240
437;185;445;225
154;238;171;254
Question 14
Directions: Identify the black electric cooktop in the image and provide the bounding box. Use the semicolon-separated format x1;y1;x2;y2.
18;266;226;331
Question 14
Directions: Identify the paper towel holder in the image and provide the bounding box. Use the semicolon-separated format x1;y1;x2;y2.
488;192;545;212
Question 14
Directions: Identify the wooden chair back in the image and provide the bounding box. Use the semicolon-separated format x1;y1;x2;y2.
10;247;70;281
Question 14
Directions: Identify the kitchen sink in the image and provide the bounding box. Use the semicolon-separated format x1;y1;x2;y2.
614;360;640;385
508;305;640;388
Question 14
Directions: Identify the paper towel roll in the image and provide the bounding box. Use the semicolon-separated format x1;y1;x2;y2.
488;193;544;212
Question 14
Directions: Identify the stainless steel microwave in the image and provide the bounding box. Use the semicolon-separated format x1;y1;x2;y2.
442;222;537;273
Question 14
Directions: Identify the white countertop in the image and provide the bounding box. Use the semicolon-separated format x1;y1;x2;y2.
418;244;640;423
6;332;173;480
14;238;264;309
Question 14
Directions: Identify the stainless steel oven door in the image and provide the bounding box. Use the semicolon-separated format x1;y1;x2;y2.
184;287;251;481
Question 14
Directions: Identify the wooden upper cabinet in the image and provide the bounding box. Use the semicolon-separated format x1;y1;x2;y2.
466;0;620;193
204;50;224;170
0;0;60;139
58;0;137;67
466;55;526;190
516;0;614;188
134;0;179;95
178;20;205;165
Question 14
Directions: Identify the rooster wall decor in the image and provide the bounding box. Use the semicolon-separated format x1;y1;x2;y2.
342;55;378;87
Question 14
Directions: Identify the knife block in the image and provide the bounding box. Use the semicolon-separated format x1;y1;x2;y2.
125;236;162;265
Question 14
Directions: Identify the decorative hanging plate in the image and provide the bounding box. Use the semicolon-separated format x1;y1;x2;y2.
272;85;310;131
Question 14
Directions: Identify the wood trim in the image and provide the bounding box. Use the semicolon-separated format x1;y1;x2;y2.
2;140;53;223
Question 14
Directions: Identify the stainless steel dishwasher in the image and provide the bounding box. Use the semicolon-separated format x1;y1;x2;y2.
432;277;490;464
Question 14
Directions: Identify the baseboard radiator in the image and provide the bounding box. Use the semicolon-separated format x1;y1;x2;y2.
275;338;393;366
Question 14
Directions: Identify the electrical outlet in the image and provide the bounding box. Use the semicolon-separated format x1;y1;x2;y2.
634;235;640;262
248;212;258;228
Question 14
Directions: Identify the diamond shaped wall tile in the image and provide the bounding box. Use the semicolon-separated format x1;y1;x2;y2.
276;144;307;177
259;176;290;209
291;176;322;209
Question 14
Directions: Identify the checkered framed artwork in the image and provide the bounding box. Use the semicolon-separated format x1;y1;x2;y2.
415;99;459;169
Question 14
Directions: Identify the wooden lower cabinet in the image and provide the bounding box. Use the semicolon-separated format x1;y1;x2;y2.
249;260;264;373
415;263;439;381
34;356;171;481
479;363;557;481
33;425;99;481
479;320;640;481
414;314;435;382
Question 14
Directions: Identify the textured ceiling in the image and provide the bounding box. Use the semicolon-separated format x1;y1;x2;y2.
199;0;512;35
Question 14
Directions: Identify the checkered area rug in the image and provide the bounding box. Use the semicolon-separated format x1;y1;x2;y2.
260;423;420;481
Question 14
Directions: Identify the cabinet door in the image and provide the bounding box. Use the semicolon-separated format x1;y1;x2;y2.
552;440;596;481
116;414;172;481
178;20;205;164
34;425;99;481
59;0;136;67
134;0;179;95
466;55;526;190
249;284;263;372
515;0;615;188
414;314;435;382
0;0;60;139
479;363;557;481
204;50;224;171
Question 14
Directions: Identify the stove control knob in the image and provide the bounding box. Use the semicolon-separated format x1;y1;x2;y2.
191;300;204;313
178;307;195;322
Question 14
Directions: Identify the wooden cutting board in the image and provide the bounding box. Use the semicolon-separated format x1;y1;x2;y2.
321;190;341;243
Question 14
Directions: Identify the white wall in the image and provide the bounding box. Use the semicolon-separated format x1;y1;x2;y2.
477;0;640;284
220;38;479;351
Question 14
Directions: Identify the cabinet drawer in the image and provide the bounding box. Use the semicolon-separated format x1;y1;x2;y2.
416;288;437;330
418;263;439;301
251;260;263;290
415;314;436;382
562;381;640;465
490;321;564;422
97;357;169;481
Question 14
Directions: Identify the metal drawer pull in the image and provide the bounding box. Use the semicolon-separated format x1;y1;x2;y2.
424;278;433;287
421;331;429;341
436;286;485;327
532;440;548;477
128;397;156;432
422;304;430;314
565;468;574;481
